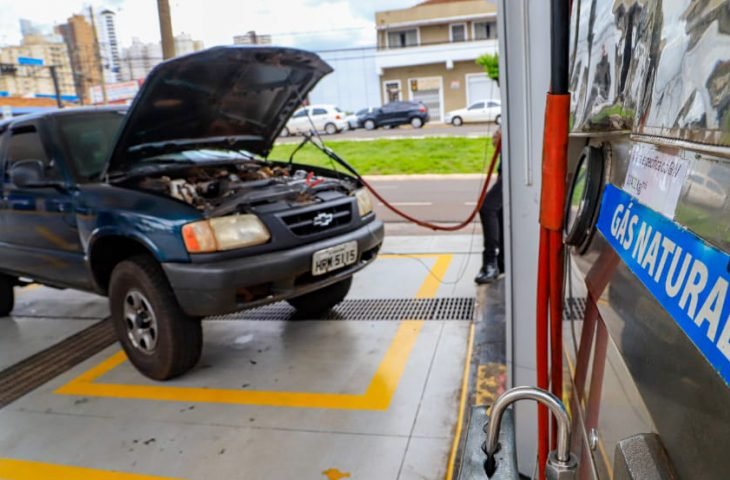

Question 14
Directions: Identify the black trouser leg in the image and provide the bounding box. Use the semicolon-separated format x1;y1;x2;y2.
479;177;503;268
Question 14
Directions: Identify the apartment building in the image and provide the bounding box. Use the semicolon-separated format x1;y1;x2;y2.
57;14;103;104
97;9;122;84
374;0;499;121
0;33;76;100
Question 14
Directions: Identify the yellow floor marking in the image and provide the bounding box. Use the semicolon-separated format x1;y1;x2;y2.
445;322;475;480
473;363;506;406
0;458;179;480
321;468;351;480
55;255;453;410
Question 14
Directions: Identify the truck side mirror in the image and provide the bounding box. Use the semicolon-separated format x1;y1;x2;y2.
9;159;46;188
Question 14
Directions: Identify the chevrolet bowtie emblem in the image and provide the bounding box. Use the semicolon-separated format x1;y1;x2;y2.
313;212;334;227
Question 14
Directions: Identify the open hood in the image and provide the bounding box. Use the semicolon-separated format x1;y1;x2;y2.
106;46;332;174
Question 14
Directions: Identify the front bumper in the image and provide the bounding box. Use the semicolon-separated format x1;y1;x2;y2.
163;220;385;317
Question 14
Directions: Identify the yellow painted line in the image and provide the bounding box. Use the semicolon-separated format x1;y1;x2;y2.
445;322;475;480
474;363;506;405
55;255;453;410
0;458;179;480
56;321;423;410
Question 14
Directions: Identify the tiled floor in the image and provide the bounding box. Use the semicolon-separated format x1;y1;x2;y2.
0;236;482;480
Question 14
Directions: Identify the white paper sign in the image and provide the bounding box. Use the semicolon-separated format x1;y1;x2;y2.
623;144;689;219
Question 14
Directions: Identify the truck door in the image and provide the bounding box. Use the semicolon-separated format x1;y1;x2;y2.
0;123;87;288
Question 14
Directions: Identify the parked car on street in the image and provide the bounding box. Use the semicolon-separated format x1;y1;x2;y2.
359;101;429;130
0;46;384;380
445;99;501;126
281;104;348;136
345;107;377;130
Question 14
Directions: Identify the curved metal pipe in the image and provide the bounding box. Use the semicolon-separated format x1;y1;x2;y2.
485;386;572;463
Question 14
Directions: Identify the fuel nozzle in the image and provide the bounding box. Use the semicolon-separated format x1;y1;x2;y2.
483;386;578;479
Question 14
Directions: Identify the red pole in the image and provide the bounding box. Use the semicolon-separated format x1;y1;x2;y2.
536;228;550;479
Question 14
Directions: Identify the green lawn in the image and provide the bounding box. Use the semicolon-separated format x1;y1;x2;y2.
268;137;496;175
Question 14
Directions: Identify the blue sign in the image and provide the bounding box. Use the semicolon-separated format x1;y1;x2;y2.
34;93;79;102
597;184;730;386
17;56;44;66
0;91;8;97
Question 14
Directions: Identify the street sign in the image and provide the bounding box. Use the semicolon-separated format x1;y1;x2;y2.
17;57;44;66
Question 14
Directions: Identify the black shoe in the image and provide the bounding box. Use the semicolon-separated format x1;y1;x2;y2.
475;263;499;285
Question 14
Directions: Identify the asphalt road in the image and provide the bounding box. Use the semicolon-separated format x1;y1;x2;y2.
277;122;497;144
366;175;496;226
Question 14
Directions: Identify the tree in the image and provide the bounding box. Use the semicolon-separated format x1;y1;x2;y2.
476;53;499;85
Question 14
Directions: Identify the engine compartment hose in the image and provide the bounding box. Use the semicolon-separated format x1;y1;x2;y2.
357;137;501;232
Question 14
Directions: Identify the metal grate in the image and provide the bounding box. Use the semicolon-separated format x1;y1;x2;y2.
564;296;587;320
209;297;475;322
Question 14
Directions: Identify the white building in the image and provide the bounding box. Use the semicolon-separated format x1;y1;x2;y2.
120;38;162;82
97;9;121;83
234;31;272;45
374;0;499;121
174;33;204;57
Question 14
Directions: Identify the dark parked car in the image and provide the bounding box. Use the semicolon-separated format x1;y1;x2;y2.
360;101;429;130
0;46;384;380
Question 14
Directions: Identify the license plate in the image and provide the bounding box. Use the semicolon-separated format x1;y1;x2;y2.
311;241;358;276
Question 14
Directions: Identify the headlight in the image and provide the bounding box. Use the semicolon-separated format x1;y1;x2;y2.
354;188;373;217
182;214;271;253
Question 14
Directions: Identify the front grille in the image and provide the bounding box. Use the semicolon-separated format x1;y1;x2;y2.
280;202;352;236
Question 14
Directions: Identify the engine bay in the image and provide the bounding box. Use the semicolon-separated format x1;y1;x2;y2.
127;161;358;216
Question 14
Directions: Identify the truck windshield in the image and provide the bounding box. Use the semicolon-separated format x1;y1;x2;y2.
57;111;126;180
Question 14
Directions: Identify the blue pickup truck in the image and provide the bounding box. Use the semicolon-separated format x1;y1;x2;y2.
0;46;384;379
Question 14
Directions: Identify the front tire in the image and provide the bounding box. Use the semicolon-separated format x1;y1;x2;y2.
324;122;338;135
411;117;424;128
494;114;501;125
109;255;202;380
451;116;463;126
0;275;14;317
287;277;352;318
364;119;376;130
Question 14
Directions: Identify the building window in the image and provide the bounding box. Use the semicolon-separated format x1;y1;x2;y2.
387;29;418;48
473;21;496;40
449;23;466;42
384;80;401;102
450;23;467;42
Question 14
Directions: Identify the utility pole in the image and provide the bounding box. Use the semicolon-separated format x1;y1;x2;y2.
157;0;176;60
48;66;63;108
89;6;108;105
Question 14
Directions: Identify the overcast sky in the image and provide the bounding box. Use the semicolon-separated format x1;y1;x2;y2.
0;0;421;51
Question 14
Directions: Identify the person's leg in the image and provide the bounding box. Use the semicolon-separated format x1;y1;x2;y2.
497;206;505;273
476;177;503;284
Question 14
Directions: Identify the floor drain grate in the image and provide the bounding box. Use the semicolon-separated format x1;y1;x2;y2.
564;297;587;320
0;319;116;409
210;297;475;322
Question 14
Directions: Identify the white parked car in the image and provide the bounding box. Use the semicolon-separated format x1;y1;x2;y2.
445;99;501;126
281;104;348;136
